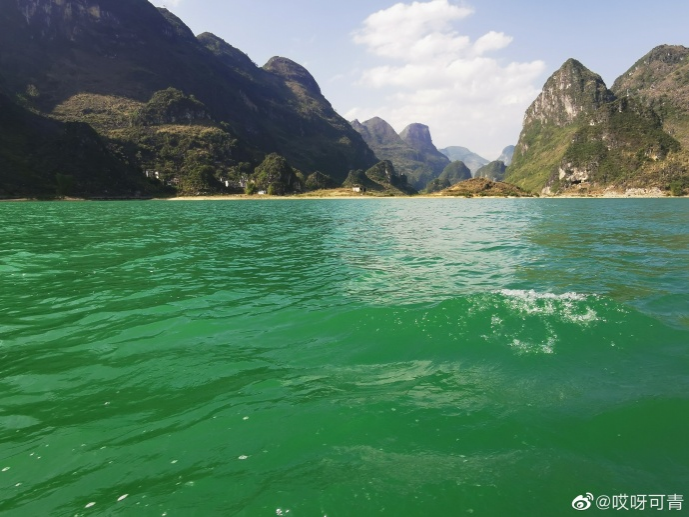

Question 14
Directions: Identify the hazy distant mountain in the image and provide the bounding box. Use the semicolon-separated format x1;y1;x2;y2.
438;147;489;176
497;146;515;166
351;118;449;190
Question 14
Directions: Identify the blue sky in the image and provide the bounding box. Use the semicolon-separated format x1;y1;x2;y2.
155;0;689;159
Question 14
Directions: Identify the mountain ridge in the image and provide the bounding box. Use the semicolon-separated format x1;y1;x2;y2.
351;117;449;190
0;0;377;195
506;48;689;195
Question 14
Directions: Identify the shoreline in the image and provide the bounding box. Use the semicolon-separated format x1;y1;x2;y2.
164;192;680;200
1;191;683;202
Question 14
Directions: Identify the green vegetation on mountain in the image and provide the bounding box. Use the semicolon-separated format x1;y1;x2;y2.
607;45;689;193
425;161;472;193
249;153;301;195
305;171;338;191
0;89;152;198
351;118;449;191
476;161;507;181
134;88;211;126
0;0;376;196
552;98;680;189
78;88;249;195
507;59;615;193
343;161;417;196
507;122;578;192
612;45;689;146
507;53;689;195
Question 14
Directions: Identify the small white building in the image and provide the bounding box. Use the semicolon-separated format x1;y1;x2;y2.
352;187;361;193
258;190;267;195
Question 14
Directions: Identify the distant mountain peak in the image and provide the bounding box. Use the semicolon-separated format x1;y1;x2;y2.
497;145;515;166
157;8;197;41
351;116;449;190
524;58;615;128
263;57;321;96
353;117;402;147
439;147;489;175
399;123;436;153
197;32;255;70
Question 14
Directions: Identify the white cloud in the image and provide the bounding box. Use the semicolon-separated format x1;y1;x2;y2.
348;0;545;159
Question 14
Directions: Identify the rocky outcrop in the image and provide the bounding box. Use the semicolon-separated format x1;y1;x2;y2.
435;177;530;197
507;59;617;192
612;45;689;148
547;97;680;193
400;123;437;155
522;58;615;129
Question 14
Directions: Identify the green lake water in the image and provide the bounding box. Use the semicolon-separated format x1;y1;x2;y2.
1;199;688;516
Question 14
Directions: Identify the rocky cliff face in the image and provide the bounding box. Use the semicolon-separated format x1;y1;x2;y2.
612;45;689;101
522;59;615;129
612;45;689;148
507;59;617;191
351;117;449;190
400;124;437;155
547;97;680;194
507;52;687;195
351;117;402;148
17;0;127;40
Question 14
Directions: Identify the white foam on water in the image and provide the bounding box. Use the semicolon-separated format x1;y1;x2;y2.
499;289;588;301
238;455;249;460
117;494;128;502
510;337;556;355
85;502;96;508
497;289;600;326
